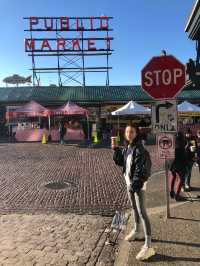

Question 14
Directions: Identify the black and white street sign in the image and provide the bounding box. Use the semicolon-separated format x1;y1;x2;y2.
157;134;175;159
152;100;177;133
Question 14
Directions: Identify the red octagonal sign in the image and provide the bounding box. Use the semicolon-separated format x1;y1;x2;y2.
141;55;186;100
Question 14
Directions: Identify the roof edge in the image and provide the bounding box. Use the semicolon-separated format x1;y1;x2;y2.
185;0;200;32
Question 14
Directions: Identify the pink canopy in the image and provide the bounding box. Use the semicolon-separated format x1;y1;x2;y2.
6;100;50;118
51;101;89;116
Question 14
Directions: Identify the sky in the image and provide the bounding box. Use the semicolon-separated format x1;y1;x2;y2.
0;0;196;87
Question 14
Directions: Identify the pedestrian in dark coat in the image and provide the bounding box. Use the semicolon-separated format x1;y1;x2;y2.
184;129;197;191
196;130;200;173
59;122;66;144
170;132;187;201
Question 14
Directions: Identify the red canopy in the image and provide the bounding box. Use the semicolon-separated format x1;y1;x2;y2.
6;101;50;119
51;101;89;116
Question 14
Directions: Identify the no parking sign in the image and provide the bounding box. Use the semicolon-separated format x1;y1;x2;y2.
157;134;175;159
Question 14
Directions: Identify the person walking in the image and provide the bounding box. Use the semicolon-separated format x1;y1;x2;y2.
59;121;66;145
196;130;200;173
170;132;187;201
112;123;155;261
184;130;196;191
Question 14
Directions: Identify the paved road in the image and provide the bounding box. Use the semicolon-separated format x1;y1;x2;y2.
0;143;166;266
0;143;164;215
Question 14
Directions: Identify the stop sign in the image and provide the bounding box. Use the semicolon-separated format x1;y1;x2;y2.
141;55;186;99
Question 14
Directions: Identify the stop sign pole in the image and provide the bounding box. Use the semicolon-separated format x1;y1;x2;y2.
141;53;186;219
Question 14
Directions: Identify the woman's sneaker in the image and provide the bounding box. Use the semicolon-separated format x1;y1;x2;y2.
124;229;143;241
185;184;191;192
136;246;156;261
181;187;185;192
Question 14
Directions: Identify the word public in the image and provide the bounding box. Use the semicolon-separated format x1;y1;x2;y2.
27;16;111;31
24;16;113;52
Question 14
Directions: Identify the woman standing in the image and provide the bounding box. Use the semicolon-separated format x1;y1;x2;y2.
112;123;155;261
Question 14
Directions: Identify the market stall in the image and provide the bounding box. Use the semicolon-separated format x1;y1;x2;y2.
111;101;151;116
6;101;50;142
50;101;89;141
178;101;200;116
111;101;151;142
6;100;89;142
178;101;200;134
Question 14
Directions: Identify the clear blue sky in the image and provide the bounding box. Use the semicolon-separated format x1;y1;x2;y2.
0;0;196;86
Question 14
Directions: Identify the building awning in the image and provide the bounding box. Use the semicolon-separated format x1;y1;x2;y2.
0;85;152;104
0;85;200;105
185;0;200;40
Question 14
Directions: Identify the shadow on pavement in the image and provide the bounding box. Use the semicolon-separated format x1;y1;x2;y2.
147;253;200;263
170;216;200;222
152;238;200;248
190;186;200;192
185;196;200;202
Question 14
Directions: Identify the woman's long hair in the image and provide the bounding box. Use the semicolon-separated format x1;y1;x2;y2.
124;123;141;147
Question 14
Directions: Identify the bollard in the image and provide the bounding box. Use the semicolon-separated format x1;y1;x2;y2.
41;133;46;144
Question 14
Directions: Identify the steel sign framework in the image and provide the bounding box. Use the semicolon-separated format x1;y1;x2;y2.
24;16;114;87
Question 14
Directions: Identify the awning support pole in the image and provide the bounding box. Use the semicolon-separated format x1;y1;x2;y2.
48;116;51;133
117;115;120;140
87;115;90;140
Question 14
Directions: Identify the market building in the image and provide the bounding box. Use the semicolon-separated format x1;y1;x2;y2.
185;0;200;46
185;0;200;89
0;84;200;141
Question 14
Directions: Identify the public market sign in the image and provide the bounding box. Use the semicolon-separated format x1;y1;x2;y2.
24;16;113;52
141;55;186;100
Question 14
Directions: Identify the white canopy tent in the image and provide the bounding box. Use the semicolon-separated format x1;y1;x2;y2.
111;101;151;116
111;101;151;141
178;101;200;113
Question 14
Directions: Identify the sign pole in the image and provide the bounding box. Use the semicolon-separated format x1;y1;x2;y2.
165;157;170;219
7;106;11;140
141;53;186;220
157;133;175;219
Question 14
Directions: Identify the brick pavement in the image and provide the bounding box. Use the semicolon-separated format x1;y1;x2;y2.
0;212;111;266
0;143;163;215
0;143;165;266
